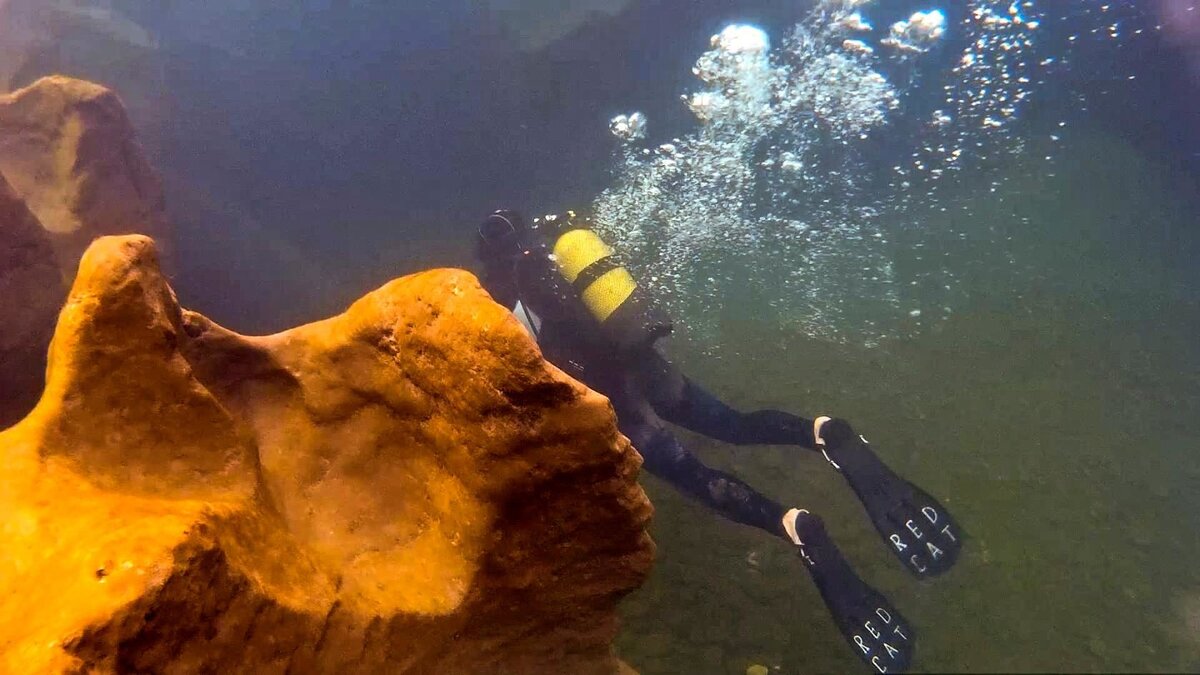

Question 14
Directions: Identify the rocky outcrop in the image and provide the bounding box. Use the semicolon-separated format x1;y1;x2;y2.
0;235;653;673
0;174;64;427
0;76;167;274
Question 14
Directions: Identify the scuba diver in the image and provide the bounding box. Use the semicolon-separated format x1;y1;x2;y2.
475;209;963;673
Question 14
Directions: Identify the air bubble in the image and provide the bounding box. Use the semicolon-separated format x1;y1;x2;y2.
592;0;1052;346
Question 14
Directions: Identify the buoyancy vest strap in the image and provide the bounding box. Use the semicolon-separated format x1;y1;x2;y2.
571;255;623;294
580;267;637;322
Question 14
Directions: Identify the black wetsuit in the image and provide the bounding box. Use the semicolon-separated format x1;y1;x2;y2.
479;231;810;537
476;211;964;673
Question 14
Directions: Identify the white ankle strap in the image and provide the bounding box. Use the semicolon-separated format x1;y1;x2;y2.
783;508;816;566
782;507;809;546
813;416;841;470
813;416;832;446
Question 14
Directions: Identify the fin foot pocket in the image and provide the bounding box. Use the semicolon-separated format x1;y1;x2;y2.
793;513;916;673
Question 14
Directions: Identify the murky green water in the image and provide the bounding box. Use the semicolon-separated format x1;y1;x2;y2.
616;131;1200;674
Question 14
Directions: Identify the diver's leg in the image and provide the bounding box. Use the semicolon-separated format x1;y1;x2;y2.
623;419;787;534
635;348;963;579
635;348;819;447
623;417;915;673
666;375;819;446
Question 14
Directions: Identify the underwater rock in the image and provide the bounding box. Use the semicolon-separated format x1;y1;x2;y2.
0;76;167;276
0;1;158;90
0;174;63;428
0;235;653;674
0;0;168;161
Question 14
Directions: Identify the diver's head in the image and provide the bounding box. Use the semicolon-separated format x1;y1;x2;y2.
475;209;527;267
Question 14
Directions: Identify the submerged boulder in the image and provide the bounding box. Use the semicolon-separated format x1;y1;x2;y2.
0;235;653;673
0;174;64;427
0;76;167;275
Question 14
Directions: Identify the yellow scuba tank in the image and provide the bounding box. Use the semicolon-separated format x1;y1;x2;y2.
535;212;672;351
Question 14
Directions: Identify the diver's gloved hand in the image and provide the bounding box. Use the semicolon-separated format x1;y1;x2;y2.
814;417;963;579
783;509;915;673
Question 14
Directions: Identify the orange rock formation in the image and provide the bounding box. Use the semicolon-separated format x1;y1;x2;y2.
0;235;653;674
0;76;167;274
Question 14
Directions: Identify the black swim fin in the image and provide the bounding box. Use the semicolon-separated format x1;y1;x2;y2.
816;418;963;579
786;509;916;673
